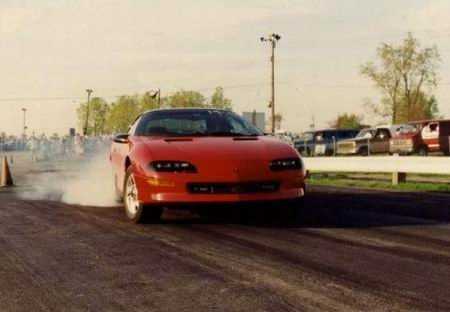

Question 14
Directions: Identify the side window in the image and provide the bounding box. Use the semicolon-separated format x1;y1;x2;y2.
315;132;324;141
429;123;438;132
340;131;354;139
375;129;390;139
323;132;335;140
225;115;246;133
422;123;439;139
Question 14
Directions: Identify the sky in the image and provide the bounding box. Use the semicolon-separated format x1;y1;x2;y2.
1;0;450;135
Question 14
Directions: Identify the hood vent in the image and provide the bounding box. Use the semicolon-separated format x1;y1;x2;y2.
164;138;193;143
233;137;259;141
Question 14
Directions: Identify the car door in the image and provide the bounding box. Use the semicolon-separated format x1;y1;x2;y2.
370;129;391;154
313;132;327;155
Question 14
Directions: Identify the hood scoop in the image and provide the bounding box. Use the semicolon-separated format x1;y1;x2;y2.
233;137;259;141
164;138;193;143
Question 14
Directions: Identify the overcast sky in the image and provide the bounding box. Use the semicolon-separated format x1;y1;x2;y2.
1;0;450;135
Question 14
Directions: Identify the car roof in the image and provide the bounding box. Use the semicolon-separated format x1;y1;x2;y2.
142;107;230;115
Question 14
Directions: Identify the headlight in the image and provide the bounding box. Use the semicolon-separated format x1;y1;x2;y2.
150;161;197;173
269;158;302;171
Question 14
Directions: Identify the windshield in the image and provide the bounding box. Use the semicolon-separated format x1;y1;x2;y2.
356;129;374;138
300;132;314;140
397;124;418;134
135;109;263;137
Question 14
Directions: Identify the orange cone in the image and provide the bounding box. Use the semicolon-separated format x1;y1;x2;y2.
0;156;14;187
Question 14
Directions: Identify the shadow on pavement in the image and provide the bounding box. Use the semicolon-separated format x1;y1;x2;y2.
153;186;450;229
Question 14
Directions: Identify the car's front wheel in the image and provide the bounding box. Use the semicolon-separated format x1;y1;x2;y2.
417;146;428;156
124;168;162;223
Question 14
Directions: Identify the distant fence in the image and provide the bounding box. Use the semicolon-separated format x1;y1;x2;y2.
303;156;450;184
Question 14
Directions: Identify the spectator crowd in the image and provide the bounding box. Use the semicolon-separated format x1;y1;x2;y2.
0;133;111;161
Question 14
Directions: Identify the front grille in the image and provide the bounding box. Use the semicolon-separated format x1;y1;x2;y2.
187;181;280;194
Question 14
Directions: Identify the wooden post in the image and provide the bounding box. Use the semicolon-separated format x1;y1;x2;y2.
392;172;407;185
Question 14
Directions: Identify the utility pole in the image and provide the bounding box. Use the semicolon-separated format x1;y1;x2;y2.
21;108;27;137
150;89;161;108
260;33;281;134
83;89;93;136
310;115;316;130
157;88;161;108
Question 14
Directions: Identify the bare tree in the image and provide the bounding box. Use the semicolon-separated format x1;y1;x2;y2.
361;33;440;123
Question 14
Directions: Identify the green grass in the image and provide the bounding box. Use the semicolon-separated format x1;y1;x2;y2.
308;173;450;193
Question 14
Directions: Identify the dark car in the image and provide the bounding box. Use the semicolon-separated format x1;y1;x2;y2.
294;129;359;156
294;131;314;156
312;129;360;156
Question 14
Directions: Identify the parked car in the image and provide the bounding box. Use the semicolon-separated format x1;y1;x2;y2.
312;129;360;156
390;119;450;156
337;126;397;155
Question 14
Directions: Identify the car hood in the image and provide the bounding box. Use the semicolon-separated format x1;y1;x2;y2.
134;136;297;179
338;137;368;144
392;133;417;139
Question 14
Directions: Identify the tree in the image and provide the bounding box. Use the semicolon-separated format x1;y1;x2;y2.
76;97;110;136
209;87;232;109
167;90;206;108
401;92;440;121
330;113;364;129
76;87;234;135
361;33;440;124
105;96;141;133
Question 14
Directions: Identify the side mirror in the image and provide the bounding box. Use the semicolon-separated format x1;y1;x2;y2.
113;133;129;144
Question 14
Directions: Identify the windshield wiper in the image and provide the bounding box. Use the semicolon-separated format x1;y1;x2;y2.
208;131;258;137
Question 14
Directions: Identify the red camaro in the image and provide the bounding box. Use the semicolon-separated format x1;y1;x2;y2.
110;108;306;223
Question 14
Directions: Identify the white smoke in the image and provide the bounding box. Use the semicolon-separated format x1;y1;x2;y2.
20;151;119;207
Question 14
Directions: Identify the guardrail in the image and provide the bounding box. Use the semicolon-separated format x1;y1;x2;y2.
303;156;450;184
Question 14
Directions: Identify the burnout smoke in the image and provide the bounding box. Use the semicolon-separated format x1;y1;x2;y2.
21;150;119;207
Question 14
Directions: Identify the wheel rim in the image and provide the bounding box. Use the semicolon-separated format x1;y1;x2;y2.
125;174;139;218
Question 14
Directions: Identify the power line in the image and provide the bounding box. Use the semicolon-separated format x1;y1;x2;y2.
0;81;290;103
2;79;450;103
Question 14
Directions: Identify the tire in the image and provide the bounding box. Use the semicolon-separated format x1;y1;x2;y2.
417;146;428;156
123;168;162;223
358;146;369;156
113;175;123;204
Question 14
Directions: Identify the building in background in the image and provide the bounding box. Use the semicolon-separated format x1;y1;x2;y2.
242;111;265;132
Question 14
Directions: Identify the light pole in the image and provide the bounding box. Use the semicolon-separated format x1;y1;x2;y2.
157;88;161;108
260;33;281;134
150;88;161;108
83;89;93;136
21;108;27;137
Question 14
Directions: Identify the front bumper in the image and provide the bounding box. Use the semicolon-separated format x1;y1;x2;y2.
134;173;306;205
390;145;414;154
